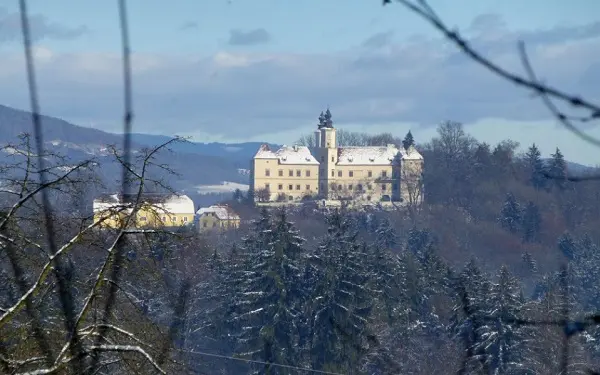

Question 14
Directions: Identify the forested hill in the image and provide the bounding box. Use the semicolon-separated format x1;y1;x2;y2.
4;120;600;374
192;121;600;373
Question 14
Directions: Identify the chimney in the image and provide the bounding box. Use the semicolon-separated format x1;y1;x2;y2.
314;131;321;148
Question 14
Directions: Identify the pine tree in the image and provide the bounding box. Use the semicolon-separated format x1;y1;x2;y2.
521;201;542;243
521;251;538;274
308;210;373;372
524;143;546;190
374;217;398;250
547;147;567;190
402;130;415;150
231;208;308;373
473;142;493;178
450;259;491;373
498;192;522;233
558;232;577;260
406;226;431;258
476;266;531;374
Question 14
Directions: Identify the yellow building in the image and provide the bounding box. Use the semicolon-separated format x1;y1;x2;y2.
250;109;424;206
92;193;195;229
250;144;320;202
197;205;241;231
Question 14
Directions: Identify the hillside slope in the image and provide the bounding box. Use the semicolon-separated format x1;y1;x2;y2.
0;105;249;203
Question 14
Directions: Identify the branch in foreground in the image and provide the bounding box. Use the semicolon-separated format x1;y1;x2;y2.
384;0;600;147
15;345;166;375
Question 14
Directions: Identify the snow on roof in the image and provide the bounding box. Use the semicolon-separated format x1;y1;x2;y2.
196;205;240;220
400;145;424;161
254;144;319;165
336;144;401;166
92;193;195;214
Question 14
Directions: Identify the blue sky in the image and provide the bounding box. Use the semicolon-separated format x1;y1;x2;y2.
1;0;600;165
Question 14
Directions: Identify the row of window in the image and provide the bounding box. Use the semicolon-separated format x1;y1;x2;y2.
264;168;392;178
138;216;189;222
266;183;314;191
265;169;312;177
316;169;390;178
329;183;394;191
263;182;397;192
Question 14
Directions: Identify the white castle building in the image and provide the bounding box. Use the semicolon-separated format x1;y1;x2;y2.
250;110;424;206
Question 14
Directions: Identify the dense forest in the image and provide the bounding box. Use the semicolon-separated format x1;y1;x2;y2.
3;121;600;374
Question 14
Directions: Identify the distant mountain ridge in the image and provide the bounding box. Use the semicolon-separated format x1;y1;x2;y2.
0;104;263;207
128;133;281;168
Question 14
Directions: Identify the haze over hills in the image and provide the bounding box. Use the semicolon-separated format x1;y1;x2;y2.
0;104;267;207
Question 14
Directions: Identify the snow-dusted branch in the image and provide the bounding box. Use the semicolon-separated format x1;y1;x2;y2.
0;159;93;231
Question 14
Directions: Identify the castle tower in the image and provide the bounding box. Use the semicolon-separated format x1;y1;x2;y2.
316;108;337;199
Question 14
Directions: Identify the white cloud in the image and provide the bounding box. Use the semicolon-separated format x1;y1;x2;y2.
0;14;599;164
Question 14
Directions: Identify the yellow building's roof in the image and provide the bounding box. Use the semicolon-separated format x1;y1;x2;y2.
196;205;240;220
92;193;195;214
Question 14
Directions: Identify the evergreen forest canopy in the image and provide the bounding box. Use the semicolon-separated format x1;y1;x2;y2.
3;120;600;374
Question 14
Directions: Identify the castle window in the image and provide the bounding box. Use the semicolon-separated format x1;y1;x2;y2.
265;169;270;176
338;170;342;177
296;184;301;190
331;157;334;162
368;170;372;177
357;184;363;191
288;196;293;201
183;217;188;222
381;171;387;178
265;183;270;190
278;170;283;176
306;184;310;190
289;170;293;177
203;222;207;227
338;184;342;190
278;184;283;190
367;184;372;190
331;170;334;177
162;216;166;221
171;217;177;222
306;170;311;177
288;184;293;190
348;184;353;190
382;184;387;191
349;171;354;177
296;170;301;177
